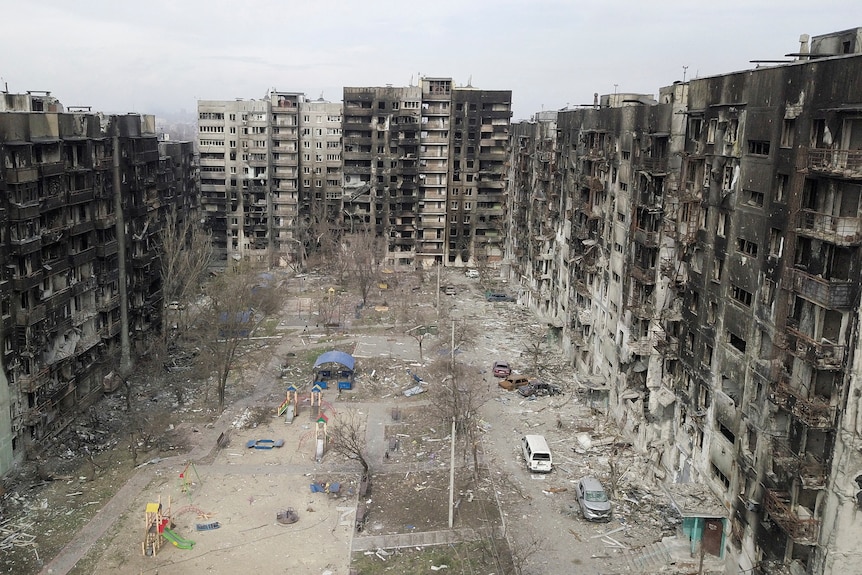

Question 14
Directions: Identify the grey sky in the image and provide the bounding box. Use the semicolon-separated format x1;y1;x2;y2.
1;0;858;121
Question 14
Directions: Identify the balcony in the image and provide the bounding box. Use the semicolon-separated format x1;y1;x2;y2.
93;238;119;259
8;202;41;221
131;150;159;165
633;226;660;247
12;271;44;292
96;292;120;314
784;317;845;369
630;263;657;285
641;156;668;174
69;220;95;236
577;308;593;324
17;365;51;394
768;379;835;429
795;209;862;246
654;331;679;358
771;438;827;489
39;162;65;177
68;188;95;204
790;268;855;309
627;298;656;319
628;333;657;355
71;276;97;296
573;277;591;298
807;148;862;179
584;147;605;160
6;166;39;184
763;489;819;545
70;246;97;266
102;320;122;339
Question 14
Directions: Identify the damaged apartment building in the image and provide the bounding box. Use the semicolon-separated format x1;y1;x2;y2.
0;91;198;475
506;29;862;575
199;78;511;270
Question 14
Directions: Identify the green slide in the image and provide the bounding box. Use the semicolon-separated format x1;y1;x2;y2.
162;527;195;549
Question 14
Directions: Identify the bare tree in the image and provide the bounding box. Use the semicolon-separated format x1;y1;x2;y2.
474;248;494;287
158;206;213;342
345;227;383;305
193;263;269;411
509;530;546;575
303;200;342;270
318;291;342;329
327;408;371;476
427;357;490;478
404;301;437;361
523;328;548;375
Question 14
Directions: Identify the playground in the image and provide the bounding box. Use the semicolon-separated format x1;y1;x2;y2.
87;407;361;575
69;343;504;575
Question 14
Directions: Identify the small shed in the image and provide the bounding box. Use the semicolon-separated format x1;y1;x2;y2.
313;351;356;390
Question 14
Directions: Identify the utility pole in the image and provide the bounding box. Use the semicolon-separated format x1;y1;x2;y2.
448;416;456;528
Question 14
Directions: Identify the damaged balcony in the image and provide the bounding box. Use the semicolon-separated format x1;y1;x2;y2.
630;262;657;285
807;148;862;179
641;156;668;174
771;438;828;490
784;317;845;369
627;296;655;319
762;489;820;545
795;209;862;246
628;333;657;355
654;329;679;358
790;268;855;309
767;379;835;429
633;227;661;248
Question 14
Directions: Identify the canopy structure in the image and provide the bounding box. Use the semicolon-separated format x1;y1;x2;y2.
312;351;356;390
313;351;355;370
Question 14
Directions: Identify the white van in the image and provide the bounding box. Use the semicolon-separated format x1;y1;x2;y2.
521;434;553;473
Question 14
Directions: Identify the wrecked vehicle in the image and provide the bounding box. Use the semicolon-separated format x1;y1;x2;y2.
499;374;532;391
492;361;512;378
517;381;562;397
486;292;515;303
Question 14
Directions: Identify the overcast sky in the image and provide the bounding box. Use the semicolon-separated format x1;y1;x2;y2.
1;0;858;122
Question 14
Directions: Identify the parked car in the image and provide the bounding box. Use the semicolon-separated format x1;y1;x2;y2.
576;476;612;521
465;268;480;278
492;361;511;378
499;374;532;391
486;292;515;303
517;381;563;397
442;285;456;296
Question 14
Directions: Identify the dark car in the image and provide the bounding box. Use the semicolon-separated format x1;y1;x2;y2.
492;361;511;378
517;381;562;397
576;476;612;521
486;292;515;303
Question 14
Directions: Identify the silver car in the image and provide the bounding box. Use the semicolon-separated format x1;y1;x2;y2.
576;476;612;521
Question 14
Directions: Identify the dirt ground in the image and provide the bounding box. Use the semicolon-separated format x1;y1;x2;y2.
1;268;722;575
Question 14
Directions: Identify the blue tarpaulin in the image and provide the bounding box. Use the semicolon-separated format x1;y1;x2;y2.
313;351;355;370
